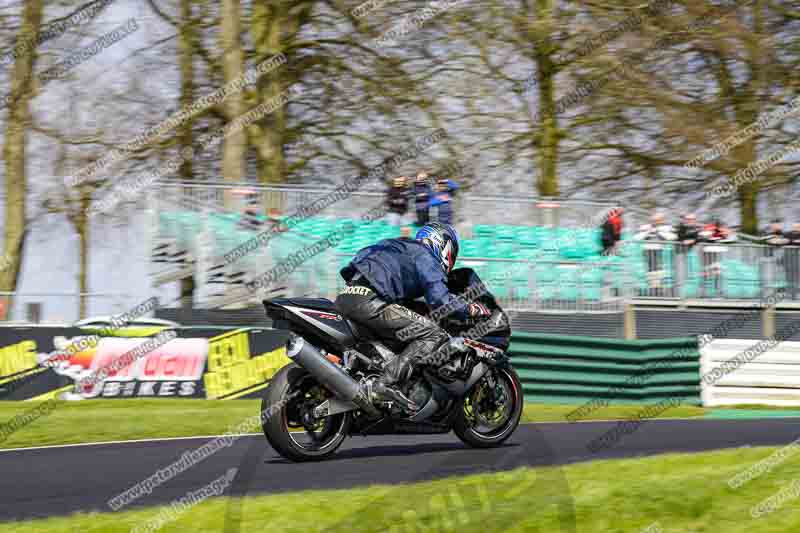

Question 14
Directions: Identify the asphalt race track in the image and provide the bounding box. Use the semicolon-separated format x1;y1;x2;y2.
2;418;799;522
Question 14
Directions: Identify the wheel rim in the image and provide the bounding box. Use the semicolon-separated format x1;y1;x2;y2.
283;375;347;453
462;368;518;439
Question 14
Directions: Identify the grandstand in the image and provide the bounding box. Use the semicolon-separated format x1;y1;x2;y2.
149;182;780;311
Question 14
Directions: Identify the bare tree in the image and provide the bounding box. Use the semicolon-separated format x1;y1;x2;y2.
1;0;43;310
567;0;800;232
219;0;245;198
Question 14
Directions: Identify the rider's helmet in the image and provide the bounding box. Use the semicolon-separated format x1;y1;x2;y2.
416;222;459;274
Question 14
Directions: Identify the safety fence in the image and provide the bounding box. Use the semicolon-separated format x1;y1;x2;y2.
150;182;800;310
148;180;622;305
508;332;702;405
627;240;800;301
154;180;619;229
701;338;800;407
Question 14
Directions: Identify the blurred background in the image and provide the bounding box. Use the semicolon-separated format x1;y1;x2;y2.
0;0;798;324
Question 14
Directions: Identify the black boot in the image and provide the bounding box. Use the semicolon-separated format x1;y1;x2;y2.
372;381;419;414
374;354;419;414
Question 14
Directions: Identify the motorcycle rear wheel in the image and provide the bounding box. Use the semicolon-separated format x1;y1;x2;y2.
453;365;523;448
262;363;350;462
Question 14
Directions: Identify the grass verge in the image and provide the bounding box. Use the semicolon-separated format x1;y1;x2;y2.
0;400;706;450
2;446;799;532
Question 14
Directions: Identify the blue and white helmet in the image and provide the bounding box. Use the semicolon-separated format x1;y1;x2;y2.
416;222;459;274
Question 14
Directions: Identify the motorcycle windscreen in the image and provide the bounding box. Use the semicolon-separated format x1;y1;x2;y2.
446;267;512;348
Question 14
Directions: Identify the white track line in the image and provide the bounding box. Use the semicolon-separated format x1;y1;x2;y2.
0;433;261;453
4;414;796;453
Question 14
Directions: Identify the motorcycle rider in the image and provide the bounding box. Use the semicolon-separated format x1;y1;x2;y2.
336;222;490;413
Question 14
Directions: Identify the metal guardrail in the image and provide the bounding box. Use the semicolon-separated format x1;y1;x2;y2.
622;240;800;301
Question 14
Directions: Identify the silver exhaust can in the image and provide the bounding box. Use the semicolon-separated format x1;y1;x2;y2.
286;335;379;417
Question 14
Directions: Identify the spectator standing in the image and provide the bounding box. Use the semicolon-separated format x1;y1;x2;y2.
717;221;737;242
600;207;624;255
239;191;263;230
634;212;678;241
786;223;800;244
675;213;702;296
785;223;800;299
676;213;701;247
697;217;737;297
761;219;790;296
266;207;287;232
635;212;677;296
761;219;789;247
430;177;459;224
413;172;432;226
699;218;737;243
386;176;410;226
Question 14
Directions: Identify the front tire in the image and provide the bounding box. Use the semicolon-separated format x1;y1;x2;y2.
262;363;349;462
453;365;523;448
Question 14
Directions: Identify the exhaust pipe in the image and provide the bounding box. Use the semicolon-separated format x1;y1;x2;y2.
286;335;379;417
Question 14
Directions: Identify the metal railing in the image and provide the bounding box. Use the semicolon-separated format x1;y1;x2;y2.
154;207;800;309
463;195;629;229
152;180;621;231
281;255;625;314
0;292;139;324
619;239;800;301
150;181;624;302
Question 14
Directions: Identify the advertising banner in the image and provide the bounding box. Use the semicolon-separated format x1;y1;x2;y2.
0;326;289;401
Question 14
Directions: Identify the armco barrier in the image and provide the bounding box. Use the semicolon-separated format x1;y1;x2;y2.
508;332;701;405
701;339;800;406
3;324;702;405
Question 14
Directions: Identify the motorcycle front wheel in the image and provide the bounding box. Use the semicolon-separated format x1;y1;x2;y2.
262;363;350;462
453;365;523;448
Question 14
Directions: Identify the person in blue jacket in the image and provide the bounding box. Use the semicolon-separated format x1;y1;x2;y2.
336;222;490;412
413;172;432;226
430;177;459;224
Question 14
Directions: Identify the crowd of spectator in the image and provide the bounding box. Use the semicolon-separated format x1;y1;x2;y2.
629;213;800;249
633;212;737;245
760;219;800;247
386;171;459;226
228;173;460;235
599;210;800;297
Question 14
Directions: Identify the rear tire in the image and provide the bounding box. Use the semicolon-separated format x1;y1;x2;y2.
453;366;523;448
262;363;349;462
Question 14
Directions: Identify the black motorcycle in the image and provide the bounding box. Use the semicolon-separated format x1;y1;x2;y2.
260;269;523;462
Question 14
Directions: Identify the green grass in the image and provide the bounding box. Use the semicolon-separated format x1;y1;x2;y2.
718;404;800;411
0;399;258;449
0;400;706;450
4;446;800;532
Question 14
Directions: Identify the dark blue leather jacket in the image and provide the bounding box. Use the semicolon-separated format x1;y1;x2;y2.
340;238;469;319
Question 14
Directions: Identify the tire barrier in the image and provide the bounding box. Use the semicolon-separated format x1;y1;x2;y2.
508;332;701;406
